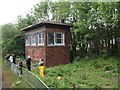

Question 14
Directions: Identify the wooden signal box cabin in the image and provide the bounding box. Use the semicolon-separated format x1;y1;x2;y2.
21;22;73;67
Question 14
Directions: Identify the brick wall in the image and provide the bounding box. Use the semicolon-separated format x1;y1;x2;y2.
25;46;45;63
45;26;70;67
46;46;70;67
25;25;71;67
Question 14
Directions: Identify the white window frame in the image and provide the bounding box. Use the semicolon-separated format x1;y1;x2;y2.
48;32;54;46
38;32;44;46
31;33;36;46
25;34;31;46
55;32;65;45
47;32;65;46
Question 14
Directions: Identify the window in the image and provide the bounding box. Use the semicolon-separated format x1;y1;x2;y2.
25;34;31;46
55;33;64;45
48;33;54;45
31;33;36;45
48;32;65;46
38;32;44;46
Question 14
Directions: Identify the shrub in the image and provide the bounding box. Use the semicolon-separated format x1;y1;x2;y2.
93;84;102;89
74;56;81;61
100;50;109;59
32;57;118;88
88;83;94;87
82;75;87;80
112;68;118;73
104;65;112;71
93;61;100;69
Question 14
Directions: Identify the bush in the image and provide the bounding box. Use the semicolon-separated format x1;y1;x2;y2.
82;74;87;80
104;65;112;71
112;68;118;73
100;50;109;59
93;61;100;69
33;57;118;88
74;56;81;61
93;84;102;89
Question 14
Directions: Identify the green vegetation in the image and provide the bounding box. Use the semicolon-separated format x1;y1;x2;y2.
1;24;25;57
1;1;120;89
2;61;32;88
1;2;120;59
32;57;119;88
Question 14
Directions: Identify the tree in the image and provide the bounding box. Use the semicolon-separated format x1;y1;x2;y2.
2;23;25;57
2;2;119;59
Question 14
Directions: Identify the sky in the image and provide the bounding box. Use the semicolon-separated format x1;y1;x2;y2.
0;0;118;25
0;0;40;25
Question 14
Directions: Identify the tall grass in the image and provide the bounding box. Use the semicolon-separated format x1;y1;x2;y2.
32;57;119;88
2;61;32;88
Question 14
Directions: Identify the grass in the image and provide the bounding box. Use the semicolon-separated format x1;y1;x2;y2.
32;56;119;88
2;60;32;88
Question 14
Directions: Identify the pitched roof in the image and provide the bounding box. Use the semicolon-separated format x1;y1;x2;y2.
21;21;73;31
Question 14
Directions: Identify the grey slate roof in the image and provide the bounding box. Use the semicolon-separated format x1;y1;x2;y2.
21;21;73;31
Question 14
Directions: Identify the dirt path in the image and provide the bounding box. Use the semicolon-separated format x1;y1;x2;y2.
0;66;2;89
2;79;10;88
2;65;12;89
0;61;11;89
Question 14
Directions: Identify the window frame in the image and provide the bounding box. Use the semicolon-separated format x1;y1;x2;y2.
31;33;36;46
38;32;44;46
54;32;65;45
47;32;65;46
25;34;31;46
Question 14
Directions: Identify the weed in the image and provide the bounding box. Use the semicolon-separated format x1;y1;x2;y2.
32;57;118;88
94;63;100;69
104;65;112;71
93;84;102;89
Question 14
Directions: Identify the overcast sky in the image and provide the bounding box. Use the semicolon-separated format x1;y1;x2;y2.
0;0;40;25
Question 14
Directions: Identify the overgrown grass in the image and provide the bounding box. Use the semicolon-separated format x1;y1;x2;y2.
2;61;32;88
32;56;119;88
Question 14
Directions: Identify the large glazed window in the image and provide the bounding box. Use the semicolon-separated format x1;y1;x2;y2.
55;33;64;45
25;34;31;46
38;32;44;46
31;33;36;45
48;32;65;46
48;33;54;45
